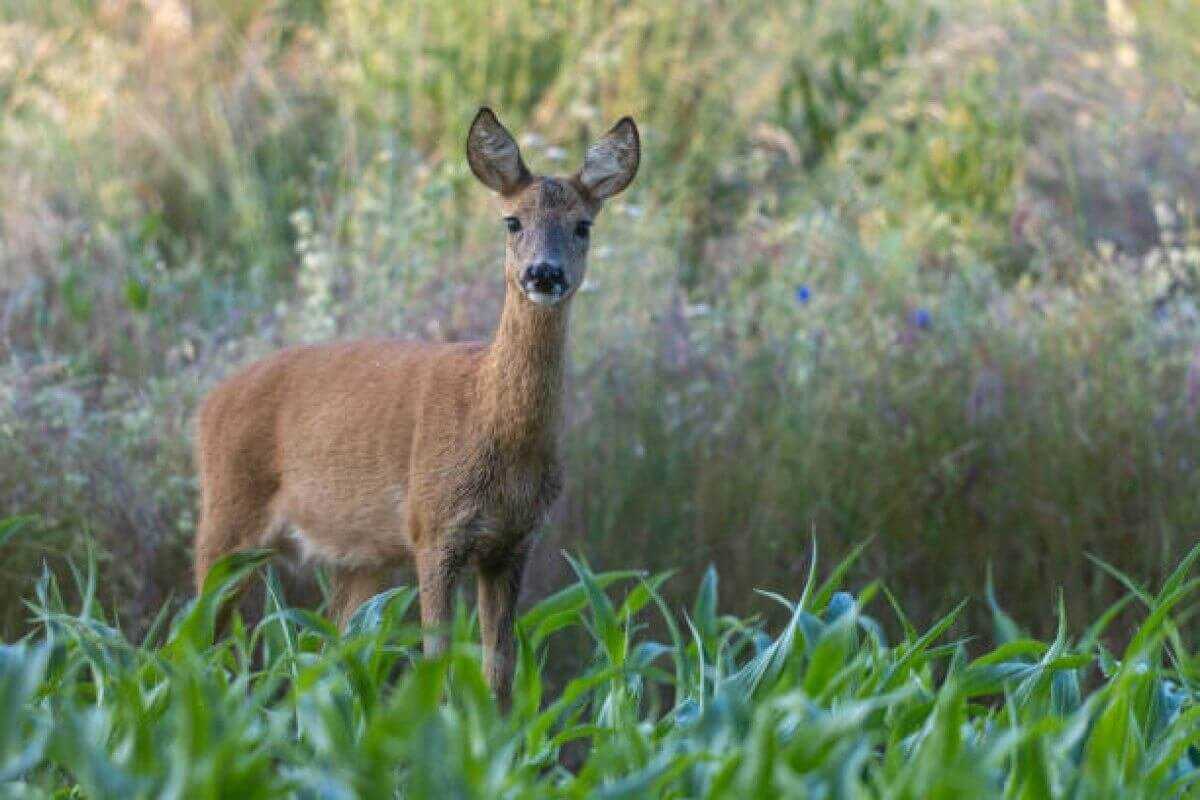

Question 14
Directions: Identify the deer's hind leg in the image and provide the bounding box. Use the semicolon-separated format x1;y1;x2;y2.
190;481;279;642
193;481;277;594
193;381;282;596
192;443;286;641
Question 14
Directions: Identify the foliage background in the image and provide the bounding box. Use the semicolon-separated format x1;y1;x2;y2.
3;0;1200;646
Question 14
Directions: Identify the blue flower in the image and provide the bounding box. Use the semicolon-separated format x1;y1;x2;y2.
824;591;857;623
912;308;932;329
794;284;811;305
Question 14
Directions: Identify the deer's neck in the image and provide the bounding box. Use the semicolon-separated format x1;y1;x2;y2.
476;286;569;452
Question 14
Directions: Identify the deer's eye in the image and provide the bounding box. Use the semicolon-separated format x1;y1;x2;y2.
504;217;521;233
575;220;592;238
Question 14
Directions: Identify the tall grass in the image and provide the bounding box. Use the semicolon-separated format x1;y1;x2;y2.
5;537;1200;796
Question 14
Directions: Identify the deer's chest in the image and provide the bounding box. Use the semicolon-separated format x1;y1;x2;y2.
488;456;561;529
440;447;562;549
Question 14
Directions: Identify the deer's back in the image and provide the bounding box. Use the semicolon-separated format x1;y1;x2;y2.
196;338;486;561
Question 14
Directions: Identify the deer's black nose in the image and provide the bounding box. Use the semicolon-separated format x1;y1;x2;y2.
521;262;566;294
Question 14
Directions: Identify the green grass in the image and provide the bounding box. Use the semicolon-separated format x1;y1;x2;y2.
4;535;1200;797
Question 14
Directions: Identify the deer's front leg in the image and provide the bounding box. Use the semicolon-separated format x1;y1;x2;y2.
416;543;467;658
476;542;530;708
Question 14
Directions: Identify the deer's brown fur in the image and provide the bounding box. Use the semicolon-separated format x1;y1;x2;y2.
193;108;639;703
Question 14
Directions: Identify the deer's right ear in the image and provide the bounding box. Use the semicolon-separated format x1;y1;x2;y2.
467;108;530;195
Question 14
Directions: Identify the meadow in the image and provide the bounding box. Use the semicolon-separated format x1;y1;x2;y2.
2;0;1200;790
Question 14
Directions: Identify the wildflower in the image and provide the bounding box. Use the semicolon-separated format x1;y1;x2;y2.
794;284;811;305
912;308;932;329
825;591;856;623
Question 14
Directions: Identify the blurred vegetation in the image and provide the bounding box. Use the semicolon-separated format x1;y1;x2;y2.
3;0;1200;648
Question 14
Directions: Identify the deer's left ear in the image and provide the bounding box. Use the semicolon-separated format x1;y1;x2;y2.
578;117;640;201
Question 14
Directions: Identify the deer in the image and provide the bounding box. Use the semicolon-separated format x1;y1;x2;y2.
193;108;640;704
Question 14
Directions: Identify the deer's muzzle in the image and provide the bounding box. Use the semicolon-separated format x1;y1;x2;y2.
520;262;568;305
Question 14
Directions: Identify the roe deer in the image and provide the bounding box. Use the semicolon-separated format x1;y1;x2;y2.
193;108;640;703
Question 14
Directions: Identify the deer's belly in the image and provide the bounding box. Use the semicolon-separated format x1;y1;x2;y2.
268;477;411;568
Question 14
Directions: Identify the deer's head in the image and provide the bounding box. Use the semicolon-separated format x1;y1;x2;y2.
467;108;640;309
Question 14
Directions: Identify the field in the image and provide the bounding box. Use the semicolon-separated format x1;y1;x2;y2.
2;0;1200;793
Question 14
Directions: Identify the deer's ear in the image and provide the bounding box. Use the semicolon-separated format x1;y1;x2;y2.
578;117;640;201
467;108;530;195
